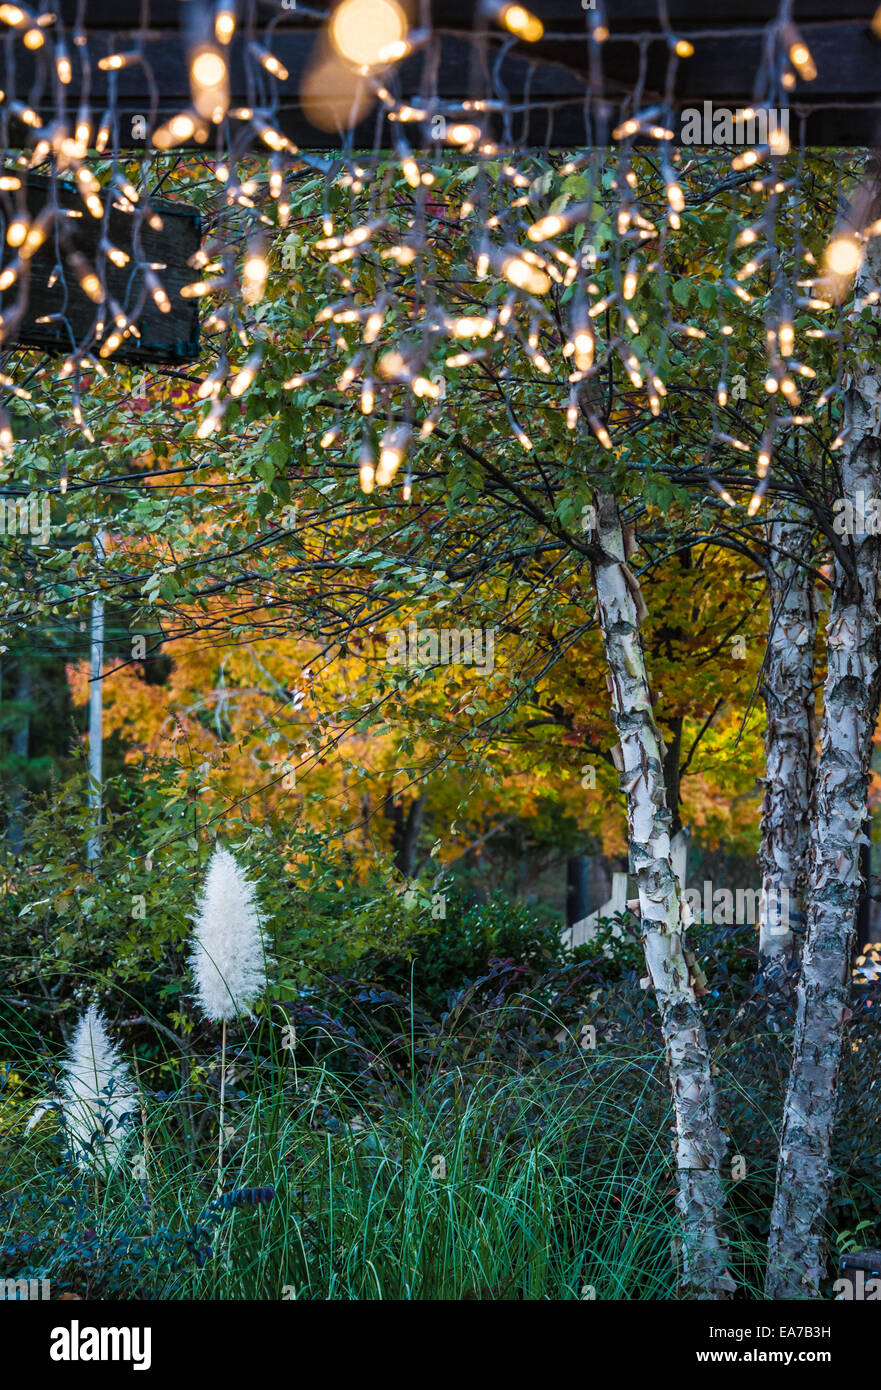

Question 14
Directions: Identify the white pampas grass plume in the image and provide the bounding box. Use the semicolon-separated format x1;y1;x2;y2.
190;847;271;1022
59;1005;136;1173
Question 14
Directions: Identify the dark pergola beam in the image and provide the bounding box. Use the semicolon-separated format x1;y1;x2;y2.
0;2;872;147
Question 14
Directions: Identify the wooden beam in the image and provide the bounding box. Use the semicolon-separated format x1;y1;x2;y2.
3;4;878;147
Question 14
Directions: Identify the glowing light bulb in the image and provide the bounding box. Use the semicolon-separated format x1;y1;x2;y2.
192;48;226;88
747;490;765;517
825;234;862;278
593;423;612;449
378;351;405;380
377;428;408;485
230;353;260;397
329;0;407;69
503;256;551;294
6;217;27;247
779;320;794;356
250;44;289;81
242;248;268;304
527;213;566;242
99;332;123;358
573;330;594;371
150;282;171;313
401;157;420;187
666;181;685;212
500;5;543;42
363;310;384;344
21;223;45;258
80;272;103;303
447;123;481;146
196;402;224;438
190;46;229;120
452;315;494;338
359;440;375;492
215;4;235;44
789;40;817;81
769;125;790;156
412;376;440;399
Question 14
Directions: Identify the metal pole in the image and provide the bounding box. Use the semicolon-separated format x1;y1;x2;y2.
86;531;105;862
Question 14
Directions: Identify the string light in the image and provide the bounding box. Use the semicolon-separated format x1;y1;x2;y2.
0;1;861;499
825;234;863;278
359;437;375;494
230;351;262;397
97;51;138;72
241;243;268;305
452;316;494;338
785;26;818;82
503;256;551;294
190;46;229;122
56;42;72;84
215;3;236;44
328;0;407;69
447;124;481;147
498;6;544;43
248;43;289;82
376;426;409;485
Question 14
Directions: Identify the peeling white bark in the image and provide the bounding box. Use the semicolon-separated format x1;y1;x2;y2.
759;509;818;965
766;233;881;1298
592;491;735;1298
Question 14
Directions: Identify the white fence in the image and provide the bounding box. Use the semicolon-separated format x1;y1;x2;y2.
562;830;690;951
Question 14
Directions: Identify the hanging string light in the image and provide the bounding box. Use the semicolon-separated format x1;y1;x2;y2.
0;0;869;518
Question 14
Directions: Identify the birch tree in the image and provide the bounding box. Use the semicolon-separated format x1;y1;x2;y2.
758;508;818;971
591;488;735;1298
766;227;881;1298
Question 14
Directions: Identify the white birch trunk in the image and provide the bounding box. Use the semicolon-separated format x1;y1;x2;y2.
759;508;818;966
592;490;735;1298
766;233;881;1297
